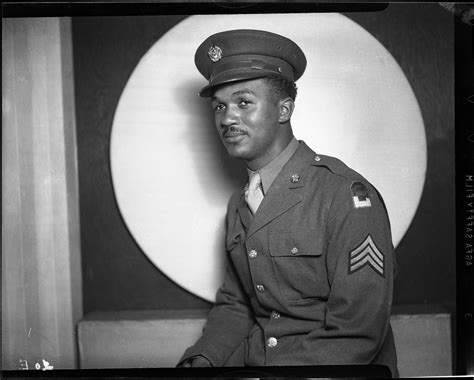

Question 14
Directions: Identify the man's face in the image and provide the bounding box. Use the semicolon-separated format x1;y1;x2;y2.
211;78;284;169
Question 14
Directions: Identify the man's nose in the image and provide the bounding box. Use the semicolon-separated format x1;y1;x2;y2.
220;107;239;128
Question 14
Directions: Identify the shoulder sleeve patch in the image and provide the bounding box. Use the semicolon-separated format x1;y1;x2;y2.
351;181;371;209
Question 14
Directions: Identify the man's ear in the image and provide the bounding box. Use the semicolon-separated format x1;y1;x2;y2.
278;97;295;123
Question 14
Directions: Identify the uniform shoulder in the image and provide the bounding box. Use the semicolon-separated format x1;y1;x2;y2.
312;154;366;184
312;154;390;220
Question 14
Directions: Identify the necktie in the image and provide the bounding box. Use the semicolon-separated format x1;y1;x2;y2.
245;171;264;214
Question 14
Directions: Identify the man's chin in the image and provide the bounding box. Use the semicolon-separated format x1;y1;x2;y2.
225;144;251;161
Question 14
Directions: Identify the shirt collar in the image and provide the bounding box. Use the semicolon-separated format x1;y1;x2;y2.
246;137;300;194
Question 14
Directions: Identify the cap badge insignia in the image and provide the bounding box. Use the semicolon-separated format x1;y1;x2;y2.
290;174;300;183
208;45;222;62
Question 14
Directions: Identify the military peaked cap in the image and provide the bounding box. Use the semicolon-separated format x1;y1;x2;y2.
195;29;307;97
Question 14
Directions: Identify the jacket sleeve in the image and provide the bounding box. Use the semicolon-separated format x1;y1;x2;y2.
291;178;395;365
177;258;254;366
177;197;254;366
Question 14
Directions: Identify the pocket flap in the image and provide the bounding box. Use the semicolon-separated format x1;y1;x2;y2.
226;230;243;251
269;231;325;257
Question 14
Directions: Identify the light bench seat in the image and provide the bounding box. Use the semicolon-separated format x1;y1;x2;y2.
78;305;452;377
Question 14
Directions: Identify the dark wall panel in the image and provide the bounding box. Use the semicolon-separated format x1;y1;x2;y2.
347;4;455;305
73;4;454;313
72;15;212;312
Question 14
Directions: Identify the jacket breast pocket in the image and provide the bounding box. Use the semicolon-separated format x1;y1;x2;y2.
269;231;329;304
226;230;243;253
226;229;254;294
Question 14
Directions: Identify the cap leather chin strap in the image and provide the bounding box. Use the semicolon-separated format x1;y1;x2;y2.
209;57;294;84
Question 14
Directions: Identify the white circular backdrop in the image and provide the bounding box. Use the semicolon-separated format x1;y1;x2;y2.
110;14;427;302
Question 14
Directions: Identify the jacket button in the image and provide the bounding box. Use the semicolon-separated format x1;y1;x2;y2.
290;247;298;255
267;337;278;348
271;311;280;319
314;155;321;161
256;284;265;292
248;250;257;259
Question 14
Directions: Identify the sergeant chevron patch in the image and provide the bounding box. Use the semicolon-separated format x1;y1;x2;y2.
348;234;385;278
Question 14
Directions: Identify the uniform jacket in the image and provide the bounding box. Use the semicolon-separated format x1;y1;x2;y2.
180;141;398;376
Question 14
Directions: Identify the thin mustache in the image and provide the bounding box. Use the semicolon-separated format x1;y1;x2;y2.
223;126;246;136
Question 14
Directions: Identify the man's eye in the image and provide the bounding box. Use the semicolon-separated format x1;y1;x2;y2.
214;104;225;112
239;100;250;107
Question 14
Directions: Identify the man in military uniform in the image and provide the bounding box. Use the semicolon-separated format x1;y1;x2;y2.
178;29;398;376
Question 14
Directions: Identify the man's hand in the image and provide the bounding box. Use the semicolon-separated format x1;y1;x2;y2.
183;355;212;367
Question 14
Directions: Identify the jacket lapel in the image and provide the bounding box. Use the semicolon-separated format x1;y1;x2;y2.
237;192;252;230
246;142;316;238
